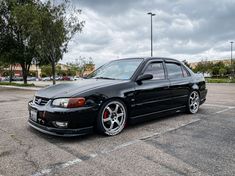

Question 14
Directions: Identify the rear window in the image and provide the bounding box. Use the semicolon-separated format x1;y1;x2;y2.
182;66;191;77
166;63;183;79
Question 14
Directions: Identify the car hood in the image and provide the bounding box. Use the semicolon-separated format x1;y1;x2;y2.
36;79;127;99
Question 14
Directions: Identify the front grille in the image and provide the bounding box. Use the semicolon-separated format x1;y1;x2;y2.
34;96;50;106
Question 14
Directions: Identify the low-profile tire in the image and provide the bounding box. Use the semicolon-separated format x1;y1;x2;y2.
187;90;200;114
96;99;127;136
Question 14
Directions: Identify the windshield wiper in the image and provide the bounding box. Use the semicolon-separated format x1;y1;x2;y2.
94;77;115;80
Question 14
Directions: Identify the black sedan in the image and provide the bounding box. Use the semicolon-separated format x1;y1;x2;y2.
28;57;207;136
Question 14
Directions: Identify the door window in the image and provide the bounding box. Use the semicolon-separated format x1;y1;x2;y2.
166;63;184;79
143;62;165;80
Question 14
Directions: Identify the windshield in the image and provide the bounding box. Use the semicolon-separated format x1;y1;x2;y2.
88;59;143;80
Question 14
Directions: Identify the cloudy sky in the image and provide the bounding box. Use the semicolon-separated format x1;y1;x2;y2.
62;0;235;66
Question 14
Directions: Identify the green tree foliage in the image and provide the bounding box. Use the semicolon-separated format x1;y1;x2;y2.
74;57;94;76
36;1;84;84
0;0;42;84
41;64;76;77
41;65;52;77
0;0;84;84
193;60;231;77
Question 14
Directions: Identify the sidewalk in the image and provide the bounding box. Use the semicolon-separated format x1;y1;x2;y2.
0;85;41;91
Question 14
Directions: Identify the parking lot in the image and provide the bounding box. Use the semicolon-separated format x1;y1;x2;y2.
0;83;234;176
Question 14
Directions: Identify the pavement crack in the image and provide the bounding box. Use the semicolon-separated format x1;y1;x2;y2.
0;128;39;172
53;143;92;161
0;151;11;158
24;145;40;172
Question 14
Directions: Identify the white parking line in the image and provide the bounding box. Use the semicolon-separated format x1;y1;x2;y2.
31;119;201;176
215;107;235;114
204;103;235;109
203;103;235;114
19;103;235;176
32;158;82;176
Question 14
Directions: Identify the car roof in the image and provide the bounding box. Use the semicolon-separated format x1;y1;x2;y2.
115;57;181;63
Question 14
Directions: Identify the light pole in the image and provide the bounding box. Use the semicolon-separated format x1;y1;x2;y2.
147;12;156;57
231;41;234;77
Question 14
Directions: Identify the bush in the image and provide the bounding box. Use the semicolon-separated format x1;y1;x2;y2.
206;78;235;83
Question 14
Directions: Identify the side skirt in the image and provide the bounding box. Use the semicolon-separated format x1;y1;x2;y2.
128;106;186;124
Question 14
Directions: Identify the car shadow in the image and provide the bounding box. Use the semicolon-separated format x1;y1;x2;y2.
27;111;194;145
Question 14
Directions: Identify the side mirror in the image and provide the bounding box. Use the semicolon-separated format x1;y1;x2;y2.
136;74;153;84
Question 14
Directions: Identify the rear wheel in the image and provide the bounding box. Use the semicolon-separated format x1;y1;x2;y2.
187;91;200;114
97;100;127;136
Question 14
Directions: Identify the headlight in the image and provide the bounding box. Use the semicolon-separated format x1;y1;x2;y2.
52;98;85;108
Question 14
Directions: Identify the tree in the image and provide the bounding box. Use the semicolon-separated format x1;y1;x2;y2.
193;60;207;75
37;1;84;84
0;60;8;74
0;0;43;84
211;61;226;77
219;68;226;77
0;0;19;82
74;57;94;77
41;65;52;77
0;0;84;84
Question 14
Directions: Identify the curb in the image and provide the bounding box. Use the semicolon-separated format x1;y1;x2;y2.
0;85;41;91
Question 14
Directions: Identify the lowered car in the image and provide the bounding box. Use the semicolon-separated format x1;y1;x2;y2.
28;57;207;136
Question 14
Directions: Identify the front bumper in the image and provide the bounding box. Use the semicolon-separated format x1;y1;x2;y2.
28;119;93;137
28;100;96;137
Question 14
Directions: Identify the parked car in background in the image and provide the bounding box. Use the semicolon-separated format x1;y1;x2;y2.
42;77;51;81
12;77;23;81
27;77;37;81
28;57;207;137
62;76;74;81
55;76;62;81
74;76;82;81
3;76;10;81
68;76;74;81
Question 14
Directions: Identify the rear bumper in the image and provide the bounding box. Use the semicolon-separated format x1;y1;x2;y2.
200;89;207;105
28;119;93;137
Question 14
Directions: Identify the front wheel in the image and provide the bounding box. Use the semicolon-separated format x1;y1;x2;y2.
187;91;200;114
97;100;127;136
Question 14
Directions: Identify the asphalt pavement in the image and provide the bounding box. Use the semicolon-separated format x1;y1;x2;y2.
0;83;234;176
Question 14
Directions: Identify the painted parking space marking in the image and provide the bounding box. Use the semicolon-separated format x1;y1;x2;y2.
31;118;201;176
32;158;83;176
203;103;235;114
204;103;235;109
214;107;235;114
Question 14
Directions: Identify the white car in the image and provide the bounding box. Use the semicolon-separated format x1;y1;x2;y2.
42;77;51;81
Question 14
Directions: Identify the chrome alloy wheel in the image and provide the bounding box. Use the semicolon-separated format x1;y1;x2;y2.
101;101;126;135
189;91;200;114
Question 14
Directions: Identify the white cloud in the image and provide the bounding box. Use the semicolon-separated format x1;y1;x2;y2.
62;0;235;67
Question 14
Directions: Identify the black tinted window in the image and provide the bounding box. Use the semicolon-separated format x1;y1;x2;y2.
182;66;190;77
166;63;183;79
143;62;165;80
